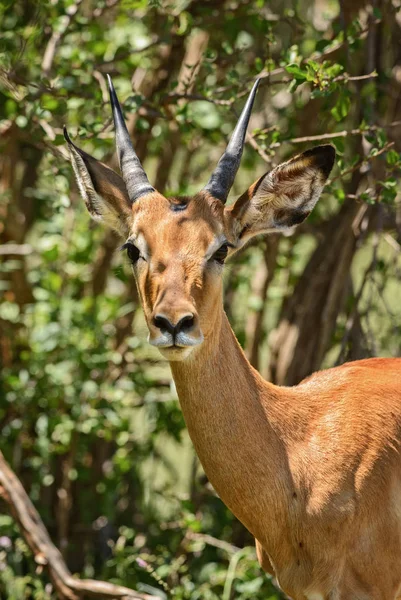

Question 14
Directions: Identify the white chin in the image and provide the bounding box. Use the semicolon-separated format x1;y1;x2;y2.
158;346;194;361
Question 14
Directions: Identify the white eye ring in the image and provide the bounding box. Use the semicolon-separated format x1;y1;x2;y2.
211;243;229;264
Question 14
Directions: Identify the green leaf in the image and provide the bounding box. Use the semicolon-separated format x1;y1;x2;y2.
255;57;263;71
331;93;350;122
373;6;382;19
386;149;400;165
285;63;307;80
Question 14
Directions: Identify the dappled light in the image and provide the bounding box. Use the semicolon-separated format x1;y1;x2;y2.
1;0;401;598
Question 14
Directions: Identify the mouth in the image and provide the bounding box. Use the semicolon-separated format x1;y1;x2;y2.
149;332;204;360
157;345;197;361
149;331;204;348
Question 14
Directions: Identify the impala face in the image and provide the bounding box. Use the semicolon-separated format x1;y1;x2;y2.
125;192;228;360
65;76;335;361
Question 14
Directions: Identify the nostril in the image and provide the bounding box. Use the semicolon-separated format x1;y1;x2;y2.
153;314;175;335
176;314;195;335
153;312;196;338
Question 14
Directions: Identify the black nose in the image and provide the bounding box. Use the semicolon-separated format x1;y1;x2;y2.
153;313;195;337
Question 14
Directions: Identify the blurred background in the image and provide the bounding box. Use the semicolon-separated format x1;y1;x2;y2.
1;0;401;598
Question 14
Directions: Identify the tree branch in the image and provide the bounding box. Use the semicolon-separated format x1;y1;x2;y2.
277;121;401;145
41;0;84;77
0;451;158;600
253;19;382;86
0;243;33;255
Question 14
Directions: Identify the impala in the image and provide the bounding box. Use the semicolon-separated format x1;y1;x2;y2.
64;76;401;600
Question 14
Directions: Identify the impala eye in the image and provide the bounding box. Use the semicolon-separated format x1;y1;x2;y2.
212;243;229;264
121;242;141;264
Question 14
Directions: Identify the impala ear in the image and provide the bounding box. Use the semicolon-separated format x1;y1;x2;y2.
227;145;335;246
64;128;131;234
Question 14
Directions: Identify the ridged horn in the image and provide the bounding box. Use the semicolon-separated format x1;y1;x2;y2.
203;79;260;203
107;74;155;202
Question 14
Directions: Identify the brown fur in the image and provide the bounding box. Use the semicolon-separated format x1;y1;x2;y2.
69;144;401;599
172;325;401;599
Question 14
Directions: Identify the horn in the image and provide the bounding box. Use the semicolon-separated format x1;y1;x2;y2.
203;79;260;203
107;74;155;202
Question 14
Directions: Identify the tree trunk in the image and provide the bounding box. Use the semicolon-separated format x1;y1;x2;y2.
154;30;209;193
245;236;280;370
268;199;363;385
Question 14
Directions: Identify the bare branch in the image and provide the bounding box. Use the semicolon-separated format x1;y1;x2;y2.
333;71;377;83
163;73;378;108
185;531;242;555
246;133;274;164
279;121;401;145
0;451;159;600
0;243;33;255
383;232;401;253
163;92;232;106
41;0;84;77
328;141;395;185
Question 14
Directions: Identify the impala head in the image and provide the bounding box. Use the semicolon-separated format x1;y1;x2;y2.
65;76;335;361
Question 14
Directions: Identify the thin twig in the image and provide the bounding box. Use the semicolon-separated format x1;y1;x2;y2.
328;141;395;185
279;121;401;145
162;92;232;106
185;531;242;555
246;134;274;164
383;233;401;253
333;71;377;83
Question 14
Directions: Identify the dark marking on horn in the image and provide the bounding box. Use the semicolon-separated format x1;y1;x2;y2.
203;79;260;204
63;125;93;162
107;74;155;203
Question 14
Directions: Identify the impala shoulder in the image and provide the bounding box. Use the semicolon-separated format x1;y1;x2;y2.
298;357;401;392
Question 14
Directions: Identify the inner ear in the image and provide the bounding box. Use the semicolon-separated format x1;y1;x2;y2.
65;130;132;234
227;145;335;245
85;157;131;217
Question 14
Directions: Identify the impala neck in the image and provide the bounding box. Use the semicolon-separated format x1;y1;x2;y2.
170;310;291;542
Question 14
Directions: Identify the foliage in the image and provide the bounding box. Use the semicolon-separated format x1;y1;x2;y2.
1;0;401;598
